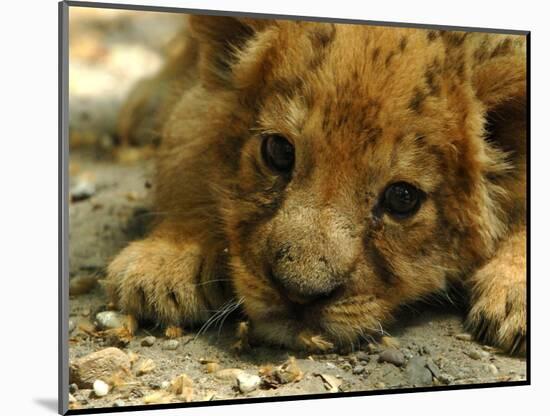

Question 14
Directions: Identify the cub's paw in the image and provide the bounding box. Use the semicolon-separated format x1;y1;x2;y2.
465;231;527;356
465;283;526;356
103;238;210;326
465;250;526;356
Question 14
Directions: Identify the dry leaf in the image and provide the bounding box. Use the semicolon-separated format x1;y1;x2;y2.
106;370;132;388
202;391;216;401
169;374;194;402
205;362;220;373
260;357;303;387
127;351;139;365
99;327;133;348
215;368;245;381
318;374;342;393
142;391;170;404
76;319;97;336
135;358;156;376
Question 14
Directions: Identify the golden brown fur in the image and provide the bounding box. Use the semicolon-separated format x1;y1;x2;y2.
105;17;527;355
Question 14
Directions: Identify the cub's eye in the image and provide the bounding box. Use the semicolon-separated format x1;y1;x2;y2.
261;134;295;174
383;182;423;218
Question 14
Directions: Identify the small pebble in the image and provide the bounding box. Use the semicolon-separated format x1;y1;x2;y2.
405;357;433;386
454;333;472;341
485;364;499;375
161;381;170;389
352;365;364;375
93;379;110;397
68;393;77;403
355;351;370;362
378;349;405;366
421;346;432;355
130;388;144;398
402;348;414;359
425;359;441;379
69;383;78;394
149;381;162;390
438;373;455;385
367;343;379;354
480;350;491;359
467;350;482;360
237;373;261;393
68;320;76;334
326;362;337;369
162;340;179;350
71;180;96;202
95;311;125;330
113;399;125;407
141;336;156;347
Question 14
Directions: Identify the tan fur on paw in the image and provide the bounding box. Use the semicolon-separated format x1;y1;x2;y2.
465;230;526;356
231;321;251;353
296;331;334;353
105;234;212;326
165;326;184;339
466;284;526;355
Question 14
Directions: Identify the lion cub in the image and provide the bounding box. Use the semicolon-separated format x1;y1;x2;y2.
105;16;527;355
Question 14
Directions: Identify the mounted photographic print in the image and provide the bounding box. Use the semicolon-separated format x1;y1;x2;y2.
59;1;529;414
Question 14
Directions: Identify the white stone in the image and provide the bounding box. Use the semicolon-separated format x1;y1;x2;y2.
237;373;261;393
93;379;110;397
95;311;124;330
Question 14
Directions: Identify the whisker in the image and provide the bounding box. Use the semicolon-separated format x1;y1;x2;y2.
216;297;244;336
194;279;233;287
194;298;236;339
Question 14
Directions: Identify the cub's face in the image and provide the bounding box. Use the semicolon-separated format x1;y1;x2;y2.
187;18;522;348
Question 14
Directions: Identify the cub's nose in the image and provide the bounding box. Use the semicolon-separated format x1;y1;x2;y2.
268;268;342;304
267;232;357;303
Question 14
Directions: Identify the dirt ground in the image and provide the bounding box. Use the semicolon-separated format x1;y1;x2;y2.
66;7;526;411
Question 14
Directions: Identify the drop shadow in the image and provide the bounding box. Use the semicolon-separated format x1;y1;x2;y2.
33;398;58;413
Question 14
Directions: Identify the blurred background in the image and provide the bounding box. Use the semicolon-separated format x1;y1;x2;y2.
67;7;185;326
69;7;183;158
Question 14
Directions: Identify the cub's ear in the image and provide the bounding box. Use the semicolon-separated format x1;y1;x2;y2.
189;15;272;88
471;34;527;158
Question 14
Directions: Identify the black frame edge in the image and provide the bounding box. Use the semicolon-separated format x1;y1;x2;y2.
65;0;529;35
59;1;70;415
65;380;530;415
